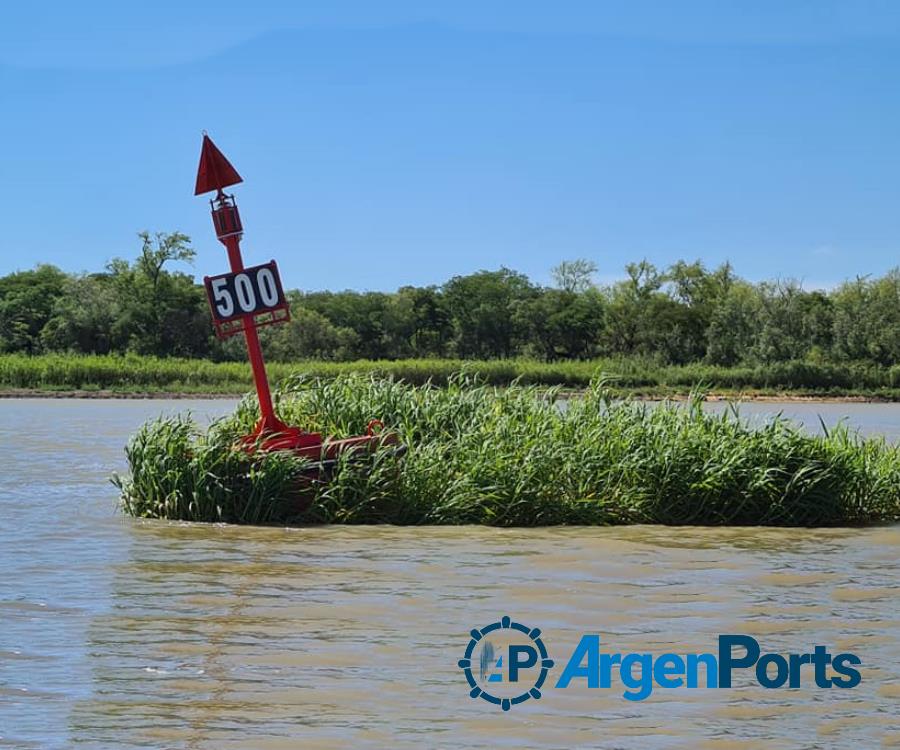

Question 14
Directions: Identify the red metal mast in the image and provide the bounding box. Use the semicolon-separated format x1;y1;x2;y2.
195;135;291;437
194;134;397;463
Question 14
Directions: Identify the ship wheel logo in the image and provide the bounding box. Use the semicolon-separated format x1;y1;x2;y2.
457;616;554;711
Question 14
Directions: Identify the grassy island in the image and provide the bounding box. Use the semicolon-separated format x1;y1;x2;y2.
114;374;900;527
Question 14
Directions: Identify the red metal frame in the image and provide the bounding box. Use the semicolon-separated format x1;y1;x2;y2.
208;307;291;339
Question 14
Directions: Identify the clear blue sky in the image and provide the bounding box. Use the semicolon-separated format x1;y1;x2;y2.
2;1;899;291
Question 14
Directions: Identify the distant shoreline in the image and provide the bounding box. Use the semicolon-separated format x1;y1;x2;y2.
0;389;240;400
0;387;893;404
3;354;900;402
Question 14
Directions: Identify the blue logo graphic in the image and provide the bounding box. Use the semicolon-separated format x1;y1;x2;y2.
459;621;862;710
458;616;554;711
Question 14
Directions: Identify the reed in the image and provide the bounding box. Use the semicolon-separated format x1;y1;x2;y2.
114;374;900;526
5;353;900;396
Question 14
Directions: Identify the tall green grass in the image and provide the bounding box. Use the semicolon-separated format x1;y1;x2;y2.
4;353;900;395
114;374;900;526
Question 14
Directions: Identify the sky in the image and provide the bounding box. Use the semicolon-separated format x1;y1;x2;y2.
1;1;900;291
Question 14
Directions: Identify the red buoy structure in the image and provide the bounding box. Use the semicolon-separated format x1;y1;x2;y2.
195;134;397;466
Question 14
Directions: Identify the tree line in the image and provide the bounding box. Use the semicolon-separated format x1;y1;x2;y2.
2;232;900;367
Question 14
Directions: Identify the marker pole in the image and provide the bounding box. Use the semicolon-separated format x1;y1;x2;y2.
211;190;280;433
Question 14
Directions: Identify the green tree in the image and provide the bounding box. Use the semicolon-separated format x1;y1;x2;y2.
0;265;67;353
832;271;900;364
300;290;392;359
263;306;359;360
40;273;120;354
552;259;598;293
705;281;761;365
443;268;536;358
750;281;833;364
599;260;663;357
396;286;452;357
663;261;736;362
526;288;604;360
106;232;211;357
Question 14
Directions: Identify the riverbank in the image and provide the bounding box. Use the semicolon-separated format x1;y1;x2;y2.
4;353;900;401
1;386;897;403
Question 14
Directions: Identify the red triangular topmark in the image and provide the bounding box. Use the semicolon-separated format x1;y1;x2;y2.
194;134;243;195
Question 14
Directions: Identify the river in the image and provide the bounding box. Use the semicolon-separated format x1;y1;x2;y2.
0;399;897;749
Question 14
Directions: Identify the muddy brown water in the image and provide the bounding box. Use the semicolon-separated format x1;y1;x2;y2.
0;399;897;749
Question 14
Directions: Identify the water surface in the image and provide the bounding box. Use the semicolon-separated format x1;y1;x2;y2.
0;399;897;749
